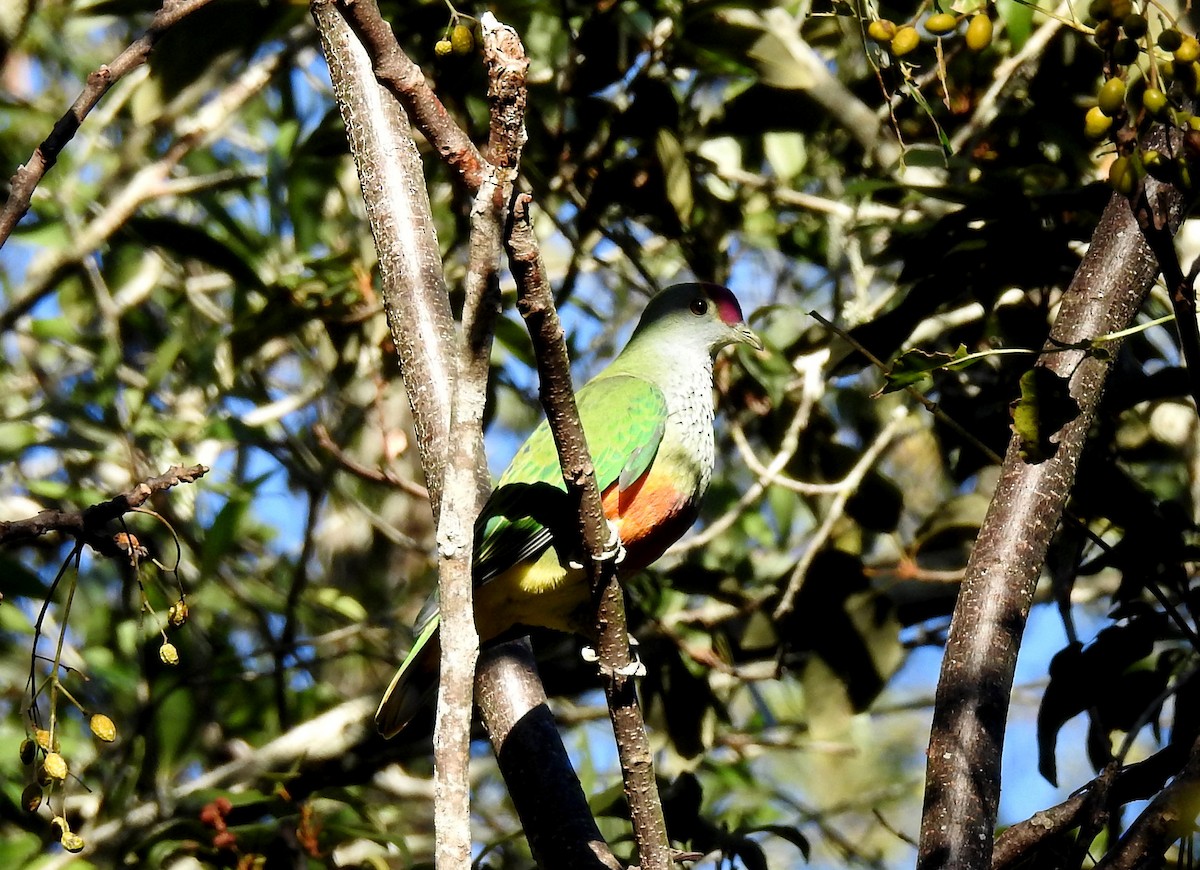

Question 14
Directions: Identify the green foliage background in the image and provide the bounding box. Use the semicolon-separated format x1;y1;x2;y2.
1;0;1198;867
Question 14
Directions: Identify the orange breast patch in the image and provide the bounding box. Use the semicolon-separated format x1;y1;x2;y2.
602;466;694;571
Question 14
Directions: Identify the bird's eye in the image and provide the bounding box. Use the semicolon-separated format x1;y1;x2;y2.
690;298;708;316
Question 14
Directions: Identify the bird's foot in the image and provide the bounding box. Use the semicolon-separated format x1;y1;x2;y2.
600;519;626;565
580;635;646;677
566;521;626;570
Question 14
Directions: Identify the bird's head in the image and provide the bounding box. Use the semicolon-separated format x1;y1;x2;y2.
629;283;763;355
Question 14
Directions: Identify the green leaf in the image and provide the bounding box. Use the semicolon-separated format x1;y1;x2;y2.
656;129;694;227
879;345;969;393
1011;367;1080;463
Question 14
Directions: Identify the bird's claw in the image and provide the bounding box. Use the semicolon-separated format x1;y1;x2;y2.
614;658;647;678
582;637;645;677
567;521;626;569
599;519;626;565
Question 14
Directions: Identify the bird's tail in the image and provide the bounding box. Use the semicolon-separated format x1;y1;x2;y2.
375;615;441;738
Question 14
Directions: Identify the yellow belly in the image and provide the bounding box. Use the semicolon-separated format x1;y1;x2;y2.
473;547;592;641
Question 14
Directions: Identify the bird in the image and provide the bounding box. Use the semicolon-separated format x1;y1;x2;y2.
376;282;762;737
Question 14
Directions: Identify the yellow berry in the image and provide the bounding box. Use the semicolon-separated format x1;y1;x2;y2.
926;13;958;35
1143;87;1169;116
1097;77;1127;115
965;14;993;51
159;641;179;666
891;25;921;56
434;39;452;56
868;18;897;42
21;783;42;813
450;23;474;55
1085;106;1114;138
43;752;68;782
34;730;53;751
1109;156;1136;194
90;714;117;743
1175;37;1200;64
61;832;85;853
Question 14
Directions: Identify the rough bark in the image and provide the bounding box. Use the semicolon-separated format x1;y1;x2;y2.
917;170;1186;869
506;193;671;870
311;0;455;520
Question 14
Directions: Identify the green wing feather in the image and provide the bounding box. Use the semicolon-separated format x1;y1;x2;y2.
375;374;667;737
474;374;667;583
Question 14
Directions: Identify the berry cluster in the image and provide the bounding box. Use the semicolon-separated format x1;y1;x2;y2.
19;715;117;854
1083;0;1200;193
867;8;994;58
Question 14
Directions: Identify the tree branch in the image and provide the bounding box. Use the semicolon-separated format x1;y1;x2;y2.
310;0;456;521
0;464;209;555
0;0;218;250
505;192;671;870
916;145;1186;869
332;0;485;190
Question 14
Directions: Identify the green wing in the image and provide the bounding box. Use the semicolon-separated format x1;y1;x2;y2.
474;374;668;584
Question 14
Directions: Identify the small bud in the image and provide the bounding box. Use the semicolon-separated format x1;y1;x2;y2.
61;832;85;853
213;830;238;850
19;738;36;765
43;752;68;782
21;783;43;813
90;714;117;743
168;599;189;627
215;796;233;815
159;641;179;666
34;729;53;751
434;38;452;56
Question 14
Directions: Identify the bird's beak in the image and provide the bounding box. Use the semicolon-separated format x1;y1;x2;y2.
734;322;764;352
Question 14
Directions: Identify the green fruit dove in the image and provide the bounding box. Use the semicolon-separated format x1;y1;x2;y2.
376;282;762;736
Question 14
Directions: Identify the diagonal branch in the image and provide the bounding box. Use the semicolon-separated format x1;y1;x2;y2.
0;0;217;250
0;464;209;555
916;142;1186;869
333;0;485;190
505;191;670;870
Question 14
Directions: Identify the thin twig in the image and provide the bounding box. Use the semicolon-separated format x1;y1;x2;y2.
773;409;910;621
313;422;430;499
0;0;218;249
0;464;209;552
